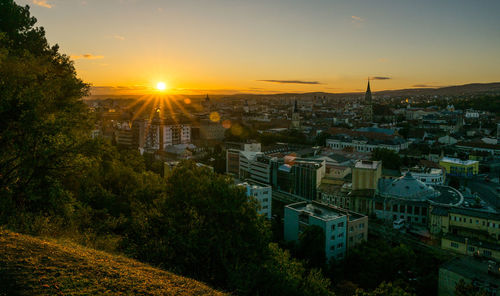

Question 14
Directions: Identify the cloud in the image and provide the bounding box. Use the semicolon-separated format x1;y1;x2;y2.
71;54;104;60
114;35;125;41
257;80;321;85
33;0;52;8
412;84;441;88
351;15;364;24
369;76;391;80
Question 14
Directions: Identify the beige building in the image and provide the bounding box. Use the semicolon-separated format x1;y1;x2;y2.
352;160;382;191
431;206;500;261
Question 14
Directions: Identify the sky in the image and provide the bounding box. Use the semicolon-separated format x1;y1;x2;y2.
17;0;500;95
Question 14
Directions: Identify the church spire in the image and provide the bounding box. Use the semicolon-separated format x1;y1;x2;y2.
293;99;298;112
365;78;372;103
364;78;373;122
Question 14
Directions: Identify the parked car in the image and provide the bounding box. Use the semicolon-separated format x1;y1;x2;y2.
393;218;406;230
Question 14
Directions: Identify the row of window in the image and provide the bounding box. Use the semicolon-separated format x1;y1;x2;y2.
452;215;499;229
331;221;345;231
450;242;493;257
377;203;427;216
330;242;344;251
393;215;427;224
331;232;344;240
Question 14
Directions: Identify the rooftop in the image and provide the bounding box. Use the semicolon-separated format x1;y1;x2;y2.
379;172;439;201
287;201;345;221
355;160;381;170
440;157;478;166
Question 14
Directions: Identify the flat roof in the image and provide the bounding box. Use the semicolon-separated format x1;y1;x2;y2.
287;201;345;220
355;160;381;170
440;157;478;166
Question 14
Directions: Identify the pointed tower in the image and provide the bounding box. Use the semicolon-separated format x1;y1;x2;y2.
291;100;300;129
364;79;373;122
203;94;211;111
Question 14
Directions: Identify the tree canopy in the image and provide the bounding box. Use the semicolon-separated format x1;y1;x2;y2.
0;0;91;221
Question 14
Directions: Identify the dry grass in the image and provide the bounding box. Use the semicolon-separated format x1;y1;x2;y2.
0;229;226;295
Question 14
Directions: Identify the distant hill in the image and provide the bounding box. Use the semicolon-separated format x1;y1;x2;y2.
372;82;500;97
86;82;500;100
0;229;225;296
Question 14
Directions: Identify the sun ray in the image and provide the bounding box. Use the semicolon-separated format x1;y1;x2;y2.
169;95;195;121
130;95;154;122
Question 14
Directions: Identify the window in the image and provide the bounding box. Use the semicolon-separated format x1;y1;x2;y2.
350;227;354;232
338;232;344;238
331;225;336;231
451;242;459;248
468;246;475;252
263;198;268;202
359;223;365;229
262;206;268;209
484;250;492;257
331;235;336;240
338;222;344;227
337;243;343;248
469;219;472;223
330;245;335;251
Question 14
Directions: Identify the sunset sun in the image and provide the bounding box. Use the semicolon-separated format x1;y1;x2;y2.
156;81;167;91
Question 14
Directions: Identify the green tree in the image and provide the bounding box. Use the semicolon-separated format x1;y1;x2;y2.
125;161;271;290
371;148;402;170
455;279;488;296
0;0;91;222
296;225;326;269
354;282;414;296
254;243;334;296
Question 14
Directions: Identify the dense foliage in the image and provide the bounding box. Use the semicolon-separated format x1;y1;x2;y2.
329;238;446;295
0;0;92;225
370;148;402;170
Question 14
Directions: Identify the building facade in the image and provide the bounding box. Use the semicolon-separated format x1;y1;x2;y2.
284;201;368;260
239;182;272;219
439;157;479;177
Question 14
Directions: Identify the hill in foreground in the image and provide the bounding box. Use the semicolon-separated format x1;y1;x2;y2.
0;229;225;296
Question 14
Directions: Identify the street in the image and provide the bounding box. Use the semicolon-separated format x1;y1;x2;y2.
467;178;500;210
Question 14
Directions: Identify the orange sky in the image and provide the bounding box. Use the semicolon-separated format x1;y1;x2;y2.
18;0;500;95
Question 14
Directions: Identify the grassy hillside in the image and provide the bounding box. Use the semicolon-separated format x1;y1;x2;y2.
0;229;226;296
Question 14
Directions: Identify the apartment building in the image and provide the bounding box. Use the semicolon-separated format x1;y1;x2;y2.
284;201;368;260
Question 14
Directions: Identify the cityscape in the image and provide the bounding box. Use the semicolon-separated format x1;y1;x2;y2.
1;0;500;295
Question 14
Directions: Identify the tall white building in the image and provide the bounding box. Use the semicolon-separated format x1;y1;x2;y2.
162;124;191;147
